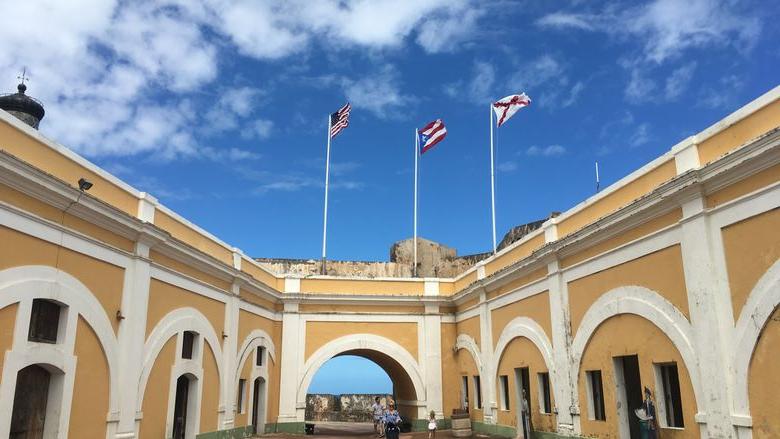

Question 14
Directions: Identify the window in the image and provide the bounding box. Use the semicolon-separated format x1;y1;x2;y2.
256;346;265;366
659;363;684;428
28;299;61;343
182;331;196;359
538;372;551;414
499;375;510;410
237;379;246;414
586;370;606;421
461;376;469;409
473;376;482;409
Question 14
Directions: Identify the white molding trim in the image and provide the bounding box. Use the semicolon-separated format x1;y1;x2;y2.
454;334;483;376
570;286;704;416
295;334;426;413
0;265;120;439
234;329;277;388
732;259;780;415
149;265;228;304
490;317;555;380
137;307;224;412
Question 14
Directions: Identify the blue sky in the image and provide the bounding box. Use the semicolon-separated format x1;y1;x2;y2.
309;355;392;394
2;0;778;261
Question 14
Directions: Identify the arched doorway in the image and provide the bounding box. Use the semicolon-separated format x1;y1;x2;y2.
172;374;198;439
10;364;56;439
251;377;267;434
297;334;427;424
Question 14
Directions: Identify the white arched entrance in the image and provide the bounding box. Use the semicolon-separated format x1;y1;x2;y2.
296;334;427;420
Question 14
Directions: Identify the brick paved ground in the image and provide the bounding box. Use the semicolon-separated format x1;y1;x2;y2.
261;421;502;438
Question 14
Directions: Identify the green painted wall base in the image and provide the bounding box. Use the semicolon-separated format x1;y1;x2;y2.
195;426;254;439
263;422;306;434
472;421;517;438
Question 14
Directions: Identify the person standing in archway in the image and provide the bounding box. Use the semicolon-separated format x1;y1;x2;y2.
371;396;384;437
383;402;401;439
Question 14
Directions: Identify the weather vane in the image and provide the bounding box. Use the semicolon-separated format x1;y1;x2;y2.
17;67;29;85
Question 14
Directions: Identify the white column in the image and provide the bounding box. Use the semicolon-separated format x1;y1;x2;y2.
543;218;579;435
221;253;241;429
114;238;154;438
678;188;737;438
422;304;444;419
478;290;497;424
277;302;302;426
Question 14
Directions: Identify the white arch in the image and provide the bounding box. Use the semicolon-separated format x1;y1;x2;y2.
570;286;703;411
137;307;225;411
733;259;780;414
296;334;426;408
454;333;483;375
490;317;555;380
0;266;120;410
234;329;277;386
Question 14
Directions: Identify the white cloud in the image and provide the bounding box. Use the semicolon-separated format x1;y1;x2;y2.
497;161;518;172
698;74;745;109
537;0;761;63
629;123;650;148
526;145;566;157
0;0;480;160
343;66;411;118
664;62;697;100
624;64;657;103
444;61;496;104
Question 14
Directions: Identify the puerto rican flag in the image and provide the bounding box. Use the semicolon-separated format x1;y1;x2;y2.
492;93;531;127
418;119;447;155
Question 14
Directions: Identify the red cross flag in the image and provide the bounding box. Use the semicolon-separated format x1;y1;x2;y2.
492;93;531;127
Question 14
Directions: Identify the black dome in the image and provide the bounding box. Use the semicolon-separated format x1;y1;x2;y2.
0;83;45;121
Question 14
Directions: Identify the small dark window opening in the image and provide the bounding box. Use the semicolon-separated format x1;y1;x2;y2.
588;370;606;421
256;346;265;366
539;372;552;414
500;375;510;410
473;376;482;409
182;331;196;359
660;363;685;428
237;379;246;414
28;299;61;343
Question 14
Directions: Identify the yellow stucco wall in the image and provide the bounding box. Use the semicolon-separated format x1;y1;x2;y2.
490;291;551;349
487;267;547;301
298;303;425;314
456;296;479;313
146;279;225;338
560;209;682;269
69;317;110;438
200;342;221;433
304;321;418;361
240;258;278;290
139;335;176;438
578;314;699;438
0;227;125;332
721;208;780;319
698;101;780;165
0;183;135;252
153;210;234;267
706;163;780;208
0;119;139;216
494;337;556;433
0;304;17;373
748;306;780;438
568;245;689;331
234;352;254;427
440;323;460;416
149;250;231;292
485;233;546;277
456;316;481;350
557;160;677;238
299;278;425;295
457;343;483;422
453;271;478;293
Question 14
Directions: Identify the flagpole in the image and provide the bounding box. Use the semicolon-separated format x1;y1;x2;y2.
490;104;497;254
321;116;332;275
595;161;600;193
414;129;419;277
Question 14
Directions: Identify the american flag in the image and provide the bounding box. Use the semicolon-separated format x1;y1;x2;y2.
330;103;351;138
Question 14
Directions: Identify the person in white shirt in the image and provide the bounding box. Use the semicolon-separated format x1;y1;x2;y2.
371;397;385;437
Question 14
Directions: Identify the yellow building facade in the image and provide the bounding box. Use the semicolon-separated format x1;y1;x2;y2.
0;85;778;439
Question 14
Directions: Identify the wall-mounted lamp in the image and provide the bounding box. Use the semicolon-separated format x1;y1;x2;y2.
116;310;125;321
78;177;93;192
222;331;229;339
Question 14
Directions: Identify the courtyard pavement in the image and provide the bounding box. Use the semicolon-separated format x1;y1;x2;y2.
261;421;504;438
